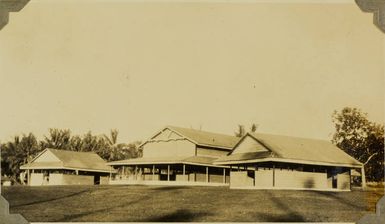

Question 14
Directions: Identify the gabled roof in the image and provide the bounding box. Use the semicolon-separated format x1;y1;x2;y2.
215;132;362;168
145;125;240;150
20;148;114;173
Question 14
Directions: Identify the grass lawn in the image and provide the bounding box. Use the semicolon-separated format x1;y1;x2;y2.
1;185;384;222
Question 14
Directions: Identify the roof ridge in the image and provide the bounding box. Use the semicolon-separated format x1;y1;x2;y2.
167;125;239;138
47;148;98;154
248;132;332;143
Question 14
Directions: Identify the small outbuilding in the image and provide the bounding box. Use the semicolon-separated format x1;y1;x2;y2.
1;176;12;186
20;148;114;186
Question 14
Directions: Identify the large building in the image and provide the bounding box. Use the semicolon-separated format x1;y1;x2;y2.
109;126;364;191
20;148;114;186
214;132;364;191
107;126;240;186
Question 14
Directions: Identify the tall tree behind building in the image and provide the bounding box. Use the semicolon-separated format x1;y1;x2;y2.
332;107;384;182
235;123;259;137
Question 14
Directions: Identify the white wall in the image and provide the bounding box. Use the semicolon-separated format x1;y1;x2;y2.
231;169;331;189
61;174;94;185
337;171;351;190
100;176;109;185
254;169;273;188
30;173;44;186
49;173;63;185
196;147;228;157
275;170;328;189
230;171;254;187
142;139;195;158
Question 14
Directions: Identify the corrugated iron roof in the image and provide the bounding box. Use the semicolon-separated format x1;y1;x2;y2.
251;133;362;165
215;151;274;163
107;155;223;167
167;126;240;150
215;133;362;167
21;148;112;173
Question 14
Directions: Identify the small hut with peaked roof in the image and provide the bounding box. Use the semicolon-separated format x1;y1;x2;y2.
20;148;114;186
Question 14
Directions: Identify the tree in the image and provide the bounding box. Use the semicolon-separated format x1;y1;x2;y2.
332;107;384;182
103;130;142;161
41;128;71;150
1;133;41;183
235;123;259;137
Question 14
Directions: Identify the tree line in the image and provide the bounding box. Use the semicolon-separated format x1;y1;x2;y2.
1;107;383;184
1;129;142;183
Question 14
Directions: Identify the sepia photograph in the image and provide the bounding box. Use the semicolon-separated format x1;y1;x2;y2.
0;0;384;223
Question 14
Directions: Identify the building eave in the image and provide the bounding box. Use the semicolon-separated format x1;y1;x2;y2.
214;157;363;168
20;165;116;173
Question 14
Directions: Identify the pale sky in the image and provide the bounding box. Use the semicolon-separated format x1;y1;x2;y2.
0;1;383;143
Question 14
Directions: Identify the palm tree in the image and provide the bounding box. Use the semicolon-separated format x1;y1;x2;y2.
235;123;259;137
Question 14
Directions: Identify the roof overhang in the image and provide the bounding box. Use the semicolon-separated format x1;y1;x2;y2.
214;157;363;168
20;165;116;173
108;157;228;168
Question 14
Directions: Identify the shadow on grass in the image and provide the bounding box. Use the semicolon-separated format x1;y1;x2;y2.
142;209;211;222
314;191;366;210
151;186;191;191
259;191;306;222
252;211;307;222
55;194;152;222
12;188;92;208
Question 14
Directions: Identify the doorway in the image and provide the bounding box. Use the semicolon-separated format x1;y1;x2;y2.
94;175;100;185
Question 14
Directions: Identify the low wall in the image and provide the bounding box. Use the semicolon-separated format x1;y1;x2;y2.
30;173;44;186
255;170;273;188
176;174;188;181
48;174;94;185
100;176;109;185
337;171;350;190
209;174;225;183
231;169;329;190
230;171;254;187
188;173;195;182
195;173;207;182
61;174;94;185
275;170;328;189
49;174;64;185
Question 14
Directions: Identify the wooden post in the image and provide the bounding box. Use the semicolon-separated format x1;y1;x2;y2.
272;164;275;187
27;169;30;185
361;165;367;189
223;168;226;183
253;166;257;187
75;170;79;175
135;166;138;180
183;164;186;176
206;166;209;183
122;166;125;179
167;165;170;181
152;165;155;181
109;166;112;181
